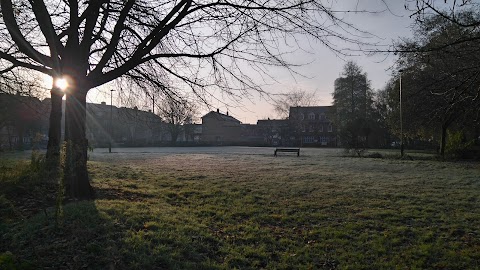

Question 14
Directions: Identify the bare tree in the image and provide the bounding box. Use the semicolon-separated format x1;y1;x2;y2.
403;0;480;51
273;89;318;119
0;69;48;151
408;0;480;25
45;85;63;166
157;96;197;144
0;0;374;199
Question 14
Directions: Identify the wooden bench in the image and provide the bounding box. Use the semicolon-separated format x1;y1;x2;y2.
274;148;300;157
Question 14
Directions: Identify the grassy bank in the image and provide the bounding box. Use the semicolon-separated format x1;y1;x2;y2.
1;148;480;269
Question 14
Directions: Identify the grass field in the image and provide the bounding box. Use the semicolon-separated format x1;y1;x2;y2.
1;147;480;269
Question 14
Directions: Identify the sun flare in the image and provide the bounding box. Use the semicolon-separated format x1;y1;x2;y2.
55;77;69;91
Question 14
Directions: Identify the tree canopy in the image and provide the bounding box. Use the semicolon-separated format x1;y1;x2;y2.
0;0;372;198
332;61;376;151
272;89;318;119
391;8;480;156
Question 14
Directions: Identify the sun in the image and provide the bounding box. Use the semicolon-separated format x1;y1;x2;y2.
54;77;69;91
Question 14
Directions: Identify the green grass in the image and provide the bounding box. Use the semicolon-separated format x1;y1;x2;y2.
1;148;480;269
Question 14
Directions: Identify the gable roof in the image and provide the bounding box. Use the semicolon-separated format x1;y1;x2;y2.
202;111;240;123
289;106;332;117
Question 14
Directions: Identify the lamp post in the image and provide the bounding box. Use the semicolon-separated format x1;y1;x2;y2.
109;89;115;153
152;94;155;114
399;69;404;157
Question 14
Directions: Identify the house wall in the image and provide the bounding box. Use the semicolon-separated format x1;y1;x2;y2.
289;106;337;146
202;113;241;144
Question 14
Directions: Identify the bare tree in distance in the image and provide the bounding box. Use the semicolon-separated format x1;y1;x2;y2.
0;68;51;150
273;88;319;119
157;96;198;144
0;0;378;199
0;68;46;97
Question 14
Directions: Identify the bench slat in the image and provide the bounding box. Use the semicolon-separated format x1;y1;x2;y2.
274;148;300;157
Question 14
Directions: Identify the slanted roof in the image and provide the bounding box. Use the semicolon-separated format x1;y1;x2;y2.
256;119;288;126
202;111;240;124
289;106;332;118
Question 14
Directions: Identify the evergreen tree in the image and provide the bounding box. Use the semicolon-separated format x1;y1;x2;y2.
332;61;373;153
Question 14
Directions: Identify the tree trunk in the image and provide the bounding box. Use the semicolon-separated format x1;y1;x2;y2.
171;130;178;145
46;87;63;166
440;124;447;157
64;89;94;200
17;125;24;150
6;125;13;150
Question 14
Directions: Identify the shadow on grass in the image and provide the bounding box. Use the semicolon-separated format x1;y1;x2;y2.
2;200;224;269
2;202;112;269
95;187;155;202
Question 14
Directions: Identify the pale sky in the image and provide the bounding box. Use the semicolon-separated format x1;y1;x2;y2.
86;0;418;124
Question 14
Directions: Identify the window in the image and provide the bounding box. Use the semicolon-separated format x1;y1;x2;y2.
319;113;325;121
319;125;323;132
319;136;328;145
328;125;333;132
302;125;306;132
308;113;315;120
303;136;314;143
299;114;305;120
309;125;314;132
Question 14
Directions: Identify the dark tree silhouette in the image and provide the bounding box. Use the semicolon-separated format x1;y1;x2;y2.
332;61;374;152
0;0;373;199
394;10;480;156
157;96;197;144
273;89;318;119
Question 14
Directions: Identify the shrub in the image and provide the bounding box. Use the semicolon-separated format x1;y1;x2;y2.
0;151;59;222
445;131;475;160
0;195;16;223
0;251;33;270
365;152;383;159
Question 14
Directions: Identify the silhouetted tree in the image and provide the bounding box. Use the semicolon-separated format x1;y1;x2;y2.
273;89;318;119
332;61;374;151
394;11;480;156
157;96;197;144
0;70;46;151
0;0;375;199
45;86;63;166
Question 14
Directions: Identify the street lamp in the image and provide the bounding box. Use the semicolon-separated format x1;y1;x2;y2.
109;89;115;153
152;93;155;114
399;69;404;157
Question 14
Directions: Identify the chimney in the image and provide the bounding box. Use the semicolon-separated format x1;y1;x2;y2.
217;108;219;113
101;101;106;105
227;111;229;116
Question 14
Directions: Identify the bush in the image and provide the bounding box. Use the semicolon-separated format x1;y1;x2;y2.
445;131;475;160
0;251;33;270
365;152;383;159
0;152;49;197
0;151;59;223
0;195;16;222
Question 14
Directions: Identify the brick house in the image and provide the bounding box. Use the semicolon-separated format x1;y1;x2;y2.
289;106;336;146
201;109;241;144
256;119;289;146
